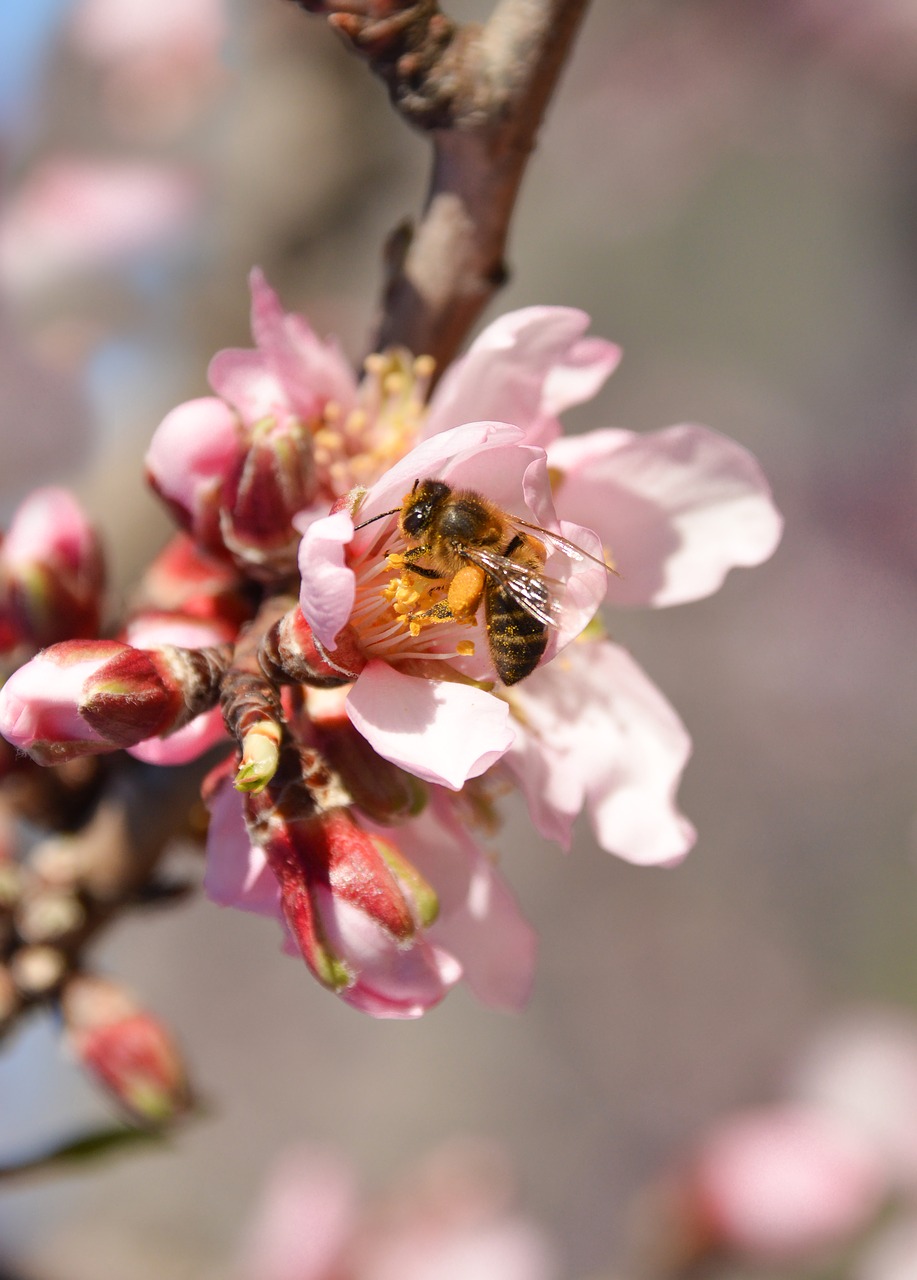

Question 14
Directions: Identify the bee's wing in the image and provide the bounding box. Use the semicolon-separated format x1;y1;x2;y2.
511;516;615;573
461;545;563;629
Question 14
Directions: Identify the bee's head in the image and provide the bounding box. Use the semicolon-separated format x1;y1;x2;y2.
400;479;449;539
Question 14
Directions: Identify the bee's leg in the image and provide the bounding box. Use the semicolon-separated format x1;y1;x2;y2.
447;564;486;621
399;547;441;579
400;562;442;582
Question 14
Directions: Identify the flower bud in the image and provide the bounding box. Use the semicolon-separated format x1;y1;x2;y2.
136;533;252;630
0;638;228;765
0;487;104;649
61;974;191;1126
260;604;365;688
244;775;457;1017
145;396;243;556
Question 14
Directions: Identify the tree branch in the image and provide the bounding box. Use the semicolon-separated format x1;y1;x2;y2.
293;0;591;371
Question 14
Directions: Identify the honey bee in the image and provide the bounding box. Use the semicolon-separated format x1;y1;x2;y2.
356;479;609;686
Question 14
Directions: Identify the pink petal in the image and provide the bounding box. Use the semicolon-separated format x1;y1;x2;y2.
207;350;291;425
388;800;537;1012
425;307;621;448
145;396;241;517
346;662;515;791
543;336;622;417
314;888;461;1020
203;781;282;918
548;424;783;607
504;639;695;866
238;1146;357;1280
128;707;227;765
247;268;358;421
297;508;357;649
351;422;525;533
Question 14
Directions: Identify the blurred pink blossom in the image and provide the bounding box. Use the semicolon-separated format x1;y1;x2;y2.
691;1104;886;1262
0;158;200;294
238;1140;557;1280
68;0;228;136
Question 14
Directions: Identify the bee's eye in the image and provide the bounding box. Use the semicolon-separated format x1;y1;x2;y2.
402;505;427;537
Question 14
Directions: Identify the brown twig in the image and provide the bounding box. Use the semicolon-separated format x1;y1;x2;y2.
293;0;591;371
0;758;208;1040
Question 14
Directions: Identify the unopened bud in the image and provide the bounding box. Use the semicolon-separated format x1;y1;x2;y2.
245;770;453;1014
220;413;317;581
61;974;191;1127
136;533;251;630
145;396;243;557
0;639;230;766
235;721;282;793
261;605;365;687
0;487;105;649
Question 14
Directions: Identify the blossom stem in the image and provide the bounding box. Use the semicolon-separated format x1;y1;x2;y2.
221;597;291;792
292;0;591;372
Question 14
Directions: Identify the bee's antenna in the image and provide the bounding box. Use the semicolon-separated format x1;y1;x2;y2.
353;505;401;532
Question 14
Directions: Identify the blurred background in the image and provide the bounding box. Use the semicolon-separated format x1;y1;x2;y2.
1;1;917;1276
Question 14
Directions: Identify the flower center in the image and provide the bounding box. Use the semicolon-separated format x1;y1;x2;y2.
345;525;480;671
312;351;435;497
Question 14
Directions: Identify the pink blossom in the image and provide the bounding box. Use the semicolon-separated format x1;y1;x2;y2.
205;779;461;1019
691;1105;887;1262
547;424;783;607
423;305;622;449
501;638;696;866
203;778;536;1016
208;268;358;434
239;1140;557;1280
0;158;200;294
297;422;607;791
790;1011;917;1193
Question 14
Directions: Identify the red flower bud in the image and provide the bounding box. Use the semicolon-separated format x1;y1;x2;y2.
61;974;191;1126
0;638;229;765
243;775;456;1016
0;488;104;649
261;604;365;688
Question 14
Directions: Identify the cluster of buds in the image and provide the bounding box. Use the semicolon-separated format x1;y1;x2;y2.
0;270;782;1027
0;789;190;1127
